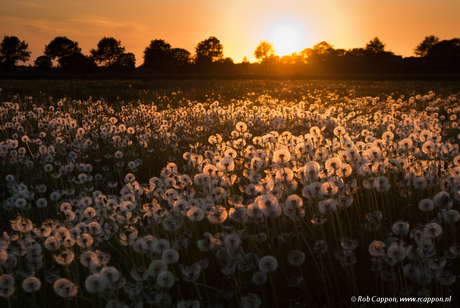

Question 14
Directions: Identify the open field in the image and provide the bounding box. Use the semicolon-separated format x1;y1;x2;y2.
0;79;459;307
2;78;460;110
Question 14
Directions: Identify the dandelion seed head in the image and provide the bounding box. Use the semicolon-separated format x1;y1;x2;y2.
85;273;107;293
418;199;434;212
287;250;305;265
53;278;78;298
156;271;175;288
258;255;278;273
241;293;261;308
22;276;41;293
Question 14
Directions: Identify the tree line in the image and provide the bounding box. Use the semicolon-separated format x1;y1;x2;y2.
1;35;459;75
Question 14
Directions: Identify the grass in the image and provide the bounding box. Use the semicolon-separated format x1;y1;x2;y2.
1;78;460;110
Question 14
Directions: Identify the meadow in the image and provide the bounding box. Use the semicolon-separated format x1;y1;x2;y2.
0;79;459;307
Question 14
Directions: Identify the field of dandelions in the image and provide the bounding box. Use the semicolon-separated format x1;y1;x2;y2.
0;79;460;307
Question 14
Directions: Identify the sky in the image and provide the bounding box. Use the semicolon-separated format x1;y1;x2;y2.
1;0;459;66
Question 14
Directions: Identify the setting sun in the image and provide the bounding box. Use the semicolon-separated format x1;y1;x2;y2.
267;20;306;56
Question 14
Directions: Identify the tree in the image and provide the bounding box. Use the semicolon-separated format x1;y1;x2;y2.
0;36;31;70
345;48;366;57
254;40;275;74
195;36;223;62
34;55;53;71
426;39;460;61
414;35;440;57
299;48;313;64
312;41;336;62
143;39;172;72
90;37;125;66
241;56;250;74
44;36;81;64
59;53;97;73
170;48;190;65
216;57;235;74
365;37;386;54
115;52;135;67
111;52;136;72
170;48;191;72
195;36;223;73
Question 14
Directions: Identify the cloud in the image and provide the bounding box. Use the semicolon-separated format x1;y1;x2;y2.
15;1;44;8
67;17;128;29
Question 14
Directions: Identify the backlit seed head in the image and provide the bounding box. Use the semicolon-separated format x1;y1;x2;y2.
369;240;386;257
392;221;410;236
287;250;305;266
22;276;41;293
433;191;452;210
241;293;261;308
418;199;434;212
258;255;278;273
341;238;359;251
85;274;107;293
252;271;267;285
156;271;175;288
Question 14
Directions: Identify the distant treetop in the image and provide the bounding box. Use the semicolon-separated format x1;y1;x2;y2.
90;37;126;66
0;36;31;69
44;36;81;61
195;36;223;62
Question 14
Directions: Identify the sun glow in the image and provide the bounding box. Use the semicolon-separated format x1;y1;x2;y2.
267;20;306;56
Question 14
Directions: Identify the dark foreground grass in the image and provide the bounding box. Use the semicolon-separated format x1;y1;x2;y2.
1;78;460;110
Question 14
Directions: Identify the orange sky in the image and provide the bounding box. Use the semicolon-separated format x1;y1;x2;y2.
1;0;459;65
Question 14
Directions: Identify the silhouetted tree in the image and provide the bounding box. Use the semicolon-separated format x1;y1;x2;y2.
116;52;136;67
254;40;274;74
109;52;136;73
90;37;126;66
414;35;440;57
170;48;191;72
299;42;334;65
44;36;81;65
286;52;309;74
298;42;340;73
345;48;366;57
196;36;223;62
0;36;31;71
299;42;345;73
195;36;223;74
299;48;312;64
426;39;460;61
241;56;250;74
361;37;395;73
313;41;336;61
59;53;97;73
280;54;294;65
143;39;172;72
365;37;388;54
216;57;234;74
34;55;53;71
